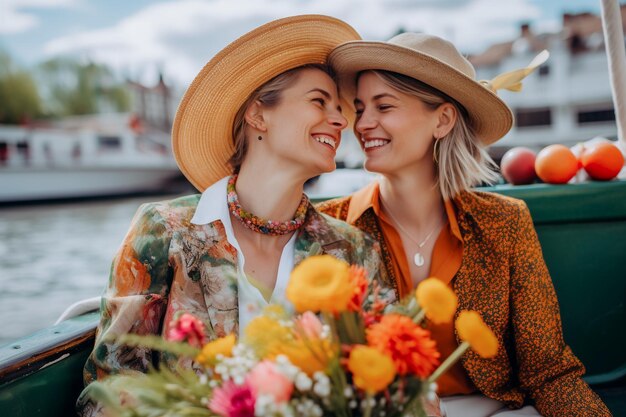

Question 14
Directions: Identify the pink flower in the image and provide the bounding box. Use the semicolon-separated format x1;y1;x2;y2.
246;361;293;403
166;313;206;347
209;381;255;417
295;311;323;339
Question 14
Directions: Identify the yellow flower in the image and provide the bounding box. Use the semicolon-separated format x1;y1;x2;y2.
275;338;336;376
244;315;292;359
196;334;236;366
455;311;499;358
348;345;396;394
415;278;458;324
286;255;353;313
263;304;289;320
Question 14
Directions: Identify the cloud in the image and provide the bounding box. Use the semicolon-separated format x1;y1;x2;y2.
0;0;79;34
42;0;542;85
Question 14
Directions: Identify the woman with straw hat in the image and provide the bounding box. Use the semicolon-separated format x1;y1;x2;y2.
318;33;610;416
77;15;393;416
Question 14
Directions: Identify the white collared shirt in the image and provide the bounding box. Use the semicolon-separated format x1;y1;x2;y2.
190;177;296;336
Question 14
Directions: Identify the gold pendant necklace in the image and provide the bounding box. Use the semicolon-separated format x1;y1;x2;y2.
382;201;442;268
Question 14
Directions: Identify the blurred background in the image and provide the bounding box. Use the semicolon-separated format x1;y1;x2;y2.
0;0;621;343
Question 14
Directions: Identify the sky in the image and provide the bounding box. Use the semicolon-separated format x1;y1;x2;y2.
0;0;611;87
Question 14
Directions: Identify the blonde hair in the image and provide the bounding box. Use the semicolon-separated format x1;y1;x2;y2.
229;64;333;172
369;70;499;200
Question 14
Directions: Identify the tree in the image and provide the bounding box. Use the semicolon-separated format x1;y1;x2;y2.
36;58;130;116
0;51;43;124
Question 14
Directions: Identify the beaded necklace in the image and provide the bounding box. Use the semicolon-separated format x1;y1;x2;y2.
227;174;308;236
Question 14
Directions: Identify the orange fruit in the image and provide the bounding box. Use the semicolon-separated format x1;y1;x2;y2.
535;144;578;184
580;142;624;181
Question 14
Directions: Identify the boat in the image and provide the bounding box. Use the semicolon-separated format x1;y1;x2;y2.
0;113;183;203
0;179;625;416
1;2;625;415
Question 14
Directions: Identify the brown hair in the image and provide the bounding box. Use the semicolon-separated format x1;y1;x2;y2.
229;63;334;172
367;70;498;199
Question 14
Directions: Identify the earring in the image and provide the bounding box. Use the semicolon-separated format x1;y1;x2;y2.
433;136;441;164
257;135;263;141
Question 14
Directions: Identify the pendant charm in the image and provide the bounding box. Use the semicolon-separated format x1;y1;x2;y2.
414;252;425;267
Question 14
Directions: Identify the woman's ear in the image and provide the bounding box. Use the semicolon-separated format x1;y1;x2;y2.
435;103;457;138
244;100;267;132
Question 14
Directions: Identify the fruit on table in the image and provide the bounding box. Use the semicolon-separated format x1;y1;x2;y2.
535;144;578;184
500;147;537;185
580;141;625;181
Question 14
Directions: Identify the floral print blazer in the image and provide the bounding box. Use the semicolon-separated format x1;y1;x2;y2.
81;194;390;388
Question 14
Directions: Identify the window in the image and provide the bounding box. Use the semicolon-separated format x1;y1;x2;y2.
98;136;121;150
515;108;552;128
577;108;615;124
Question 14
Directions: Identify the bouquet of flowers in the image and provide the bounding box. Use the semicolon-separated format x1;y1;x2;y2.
88;255;498;417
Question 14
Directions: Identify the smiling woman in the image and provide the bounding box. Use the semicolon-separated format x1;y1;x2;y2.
318;32;612;416
74;15;394;417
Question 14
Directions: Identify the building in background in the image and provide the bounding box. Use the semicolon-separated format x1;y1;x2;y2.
469;6;625;160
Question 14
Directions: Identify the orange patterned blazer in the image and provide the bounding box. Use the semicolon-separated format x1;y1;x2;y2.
317;189;611;417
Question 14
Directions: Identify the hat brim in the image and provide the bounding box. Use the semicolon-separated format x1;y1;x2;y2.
329;41;513;145
172;15;361;191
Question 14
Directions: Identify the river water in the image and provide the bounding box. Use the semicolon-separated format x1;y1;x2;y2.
0;170;375;345
0;194;185;345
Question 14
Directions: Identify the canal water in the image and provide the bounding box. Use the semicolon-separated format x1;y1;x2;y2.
0;194;185;345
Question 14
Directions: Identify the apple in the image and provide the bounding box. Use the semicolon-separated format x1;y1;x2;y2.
500;147;537;185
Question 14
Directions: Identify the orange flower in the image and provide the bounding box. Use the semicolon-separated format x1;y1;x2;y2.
367;314;440;377
348;345;396;394
286;255;353;313
455;311;499;358
347;265;369;312
114;244;151;297
415;278;458;324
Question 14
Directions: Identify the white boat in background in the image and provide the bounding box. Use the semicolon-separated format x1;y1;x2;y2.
0;113;183;203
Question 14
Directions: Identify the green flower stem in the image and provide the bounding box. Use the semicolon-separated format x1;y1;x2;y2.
413;309;426;325
428;341;470;383
339;311;366;345
364;393;373;417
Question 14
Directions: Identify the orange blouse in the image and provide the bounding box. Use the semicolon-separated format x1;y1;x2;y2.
345;182;474;396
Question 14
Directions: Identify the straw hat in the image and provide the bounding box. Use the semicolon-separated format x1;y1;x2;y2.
329;32;515;145
172;15;361;191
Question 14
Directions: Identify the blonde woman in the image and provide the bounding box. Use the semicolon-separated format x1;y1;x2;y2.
318;33;610;416
77;16;392;416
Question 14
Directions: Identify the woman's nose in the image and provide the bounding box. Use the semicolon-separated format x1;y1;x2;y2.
329;109;348;130
355;109;376;133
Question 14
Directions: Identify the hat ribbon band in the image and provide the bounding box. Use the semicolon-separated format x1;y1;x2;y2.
479;49;550;94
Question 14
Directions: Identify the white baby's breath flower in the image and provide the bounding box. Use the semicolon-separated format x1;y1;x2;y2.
313;380;331;397
343;386;353;398
295;372;313;391
292;398;323;417
214;364;227;376
313;372;329;383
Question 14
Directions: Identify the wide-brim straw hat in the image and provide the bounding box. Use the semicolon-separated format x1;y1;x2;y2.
172;15;361;191
329;32;514;145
